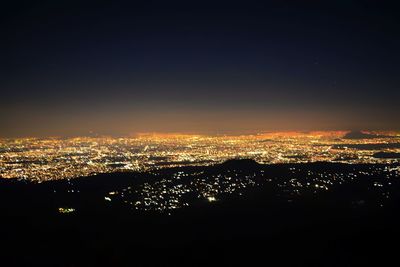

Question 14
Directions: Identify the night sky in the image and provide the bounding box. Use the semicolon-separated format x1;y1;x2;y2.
1;1;399;137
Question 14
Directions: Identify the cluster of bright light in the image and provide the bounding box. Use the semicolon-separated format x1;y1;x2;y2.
0;131;399;181
99;163;400;213
58;207;75;214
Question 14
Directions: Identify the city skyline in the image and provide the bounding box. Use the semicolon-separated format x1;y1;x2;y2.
1;130;399;181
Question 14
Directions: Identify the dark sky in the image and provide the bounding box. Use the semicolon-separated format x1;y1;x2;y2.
1;0;399;137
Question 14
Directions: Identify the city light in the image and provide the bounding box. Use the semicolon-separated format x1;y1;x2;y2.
0;131;399;182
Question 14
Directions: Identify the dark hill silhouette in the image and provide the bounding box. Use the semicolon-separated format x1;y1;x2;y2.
0;161;400;266
217;158;260;169
373;151;400;159
343;130;390;139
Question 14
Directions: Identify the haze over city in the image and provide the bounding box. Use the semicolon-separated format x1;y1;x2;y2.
2;1;399;137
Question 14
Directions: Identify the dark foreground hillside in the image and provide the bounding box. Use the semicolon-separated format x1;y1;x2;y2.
1;160;400;267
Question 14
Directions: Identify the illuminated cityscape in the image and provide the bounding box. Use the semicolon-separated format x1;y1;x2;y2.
1;131;399;181
2;130;399;215
2;1;400;265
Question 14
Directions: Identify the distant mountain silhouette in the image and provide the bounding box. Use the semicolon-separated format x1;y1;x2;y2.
343;131;389;139
373;152;400;159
